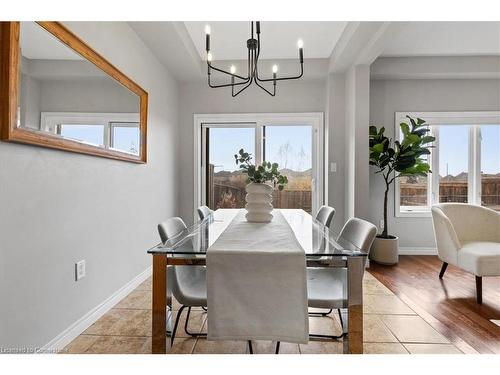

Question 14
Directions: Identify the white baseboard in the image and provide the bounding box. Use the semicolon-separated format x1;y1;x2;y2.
398;247;437;255
39;266;152;353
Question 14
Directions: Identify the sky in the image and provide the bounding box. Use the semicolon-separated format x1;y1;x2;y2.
439;124;499;176
209;126;312;172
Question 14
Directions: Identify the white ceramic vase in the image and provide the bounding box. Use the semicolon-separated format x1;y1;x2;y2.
245;182;274;223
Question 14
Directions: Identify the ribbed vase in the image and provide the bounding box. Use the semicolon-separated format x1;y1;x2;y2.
245;182;273;223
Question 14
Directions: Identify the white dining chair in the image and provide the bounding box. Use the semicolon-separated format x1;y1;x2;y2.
197;205;213;220
307;217;377;340
309;205;337;317
158;217;207;344
315;205;336;228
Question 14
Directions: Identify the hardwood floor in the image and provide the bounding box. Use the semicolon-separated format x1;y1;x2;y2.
368;255;500;354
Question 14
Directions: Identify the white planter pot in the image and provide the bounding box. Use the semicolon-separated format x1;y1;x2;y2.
369;236;399;265
245;182;273;223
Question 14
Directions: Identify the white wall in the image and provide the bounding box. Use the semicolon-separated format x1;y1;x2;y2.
178;81;326;222
369;78;500;249
0;22;179;349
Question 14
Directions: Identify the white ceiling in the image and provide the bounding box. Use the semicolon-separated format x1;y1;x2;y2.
184;21;347;60
20;22;83;60
381;22;500;57
130;21;500;83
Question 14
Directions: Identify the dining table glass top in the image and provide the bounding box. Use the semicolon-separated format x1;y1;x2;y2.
147;208;367;257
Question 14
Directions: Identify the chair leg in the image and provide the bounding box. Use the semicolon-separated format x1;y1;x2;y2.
309;308;347;341
184;306;208;337
248;341;253;354
308;309;332;317
337;309;344;330
476;276;482;304
171;305;186;345
275;341;280;354
439;262;448;279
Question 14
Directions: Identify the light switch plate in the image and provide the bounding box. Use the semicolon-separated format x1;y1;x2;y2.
330;162;337;172
75;260;86;281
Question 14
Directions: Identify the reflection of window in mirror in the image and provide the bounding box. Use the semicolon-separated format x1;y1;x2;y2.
110;122;140;155
57;124;105;147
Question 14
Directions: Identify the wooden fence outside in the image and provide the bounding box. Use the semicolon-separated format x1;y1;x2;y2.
400;176;499;209
210;183;312;213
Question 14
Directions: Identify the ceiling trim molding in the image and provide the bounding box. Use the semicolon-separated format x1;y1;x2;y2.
328;22;393;73
371;56;500;80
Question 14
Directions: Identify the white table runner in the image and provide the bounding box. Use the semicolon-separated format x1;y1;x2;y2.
206;209;309;344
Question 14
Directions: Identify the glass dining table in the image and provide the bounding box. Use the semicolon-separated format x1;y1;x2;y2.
147;209;367;354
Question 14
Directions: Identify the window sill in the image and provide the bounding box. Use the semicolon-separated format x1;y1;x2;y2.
396;209;432;218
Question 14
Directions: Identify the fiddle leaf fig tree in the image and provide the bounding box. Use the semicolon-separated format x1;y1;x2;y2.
369;116;435;238
234;149;288;191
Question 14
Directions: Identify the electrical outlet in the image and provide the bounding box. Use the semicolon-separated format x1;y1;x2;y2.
330;162;337;173
75;260;86;281
379;219;384;231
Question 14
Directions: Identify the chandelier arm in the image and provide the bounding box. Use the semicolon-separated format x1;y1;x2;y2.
256;61;304;82
253;75;276;97
232;78;254;97
231;48;255;96
208;61;248;81
208;76;250;89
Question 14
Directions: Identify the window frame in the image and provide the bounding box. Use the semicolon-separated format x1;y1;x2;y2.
394;111;500;217
194;113;325;222
42;112;139;154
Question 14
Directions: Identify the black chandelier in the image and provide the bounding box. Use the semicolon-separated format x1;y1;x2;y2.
205;21;304;97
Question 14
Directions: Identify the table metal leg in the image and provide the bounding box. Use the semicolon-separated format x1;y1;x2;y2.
152;254;168;354
343;256;364;354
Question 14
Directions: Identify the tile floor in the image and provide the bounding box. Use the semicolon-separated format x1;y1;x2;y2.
63;272;464;354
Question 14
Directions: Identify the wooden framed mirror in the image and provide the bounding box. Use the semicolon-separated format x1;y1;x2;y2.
0;22;148;163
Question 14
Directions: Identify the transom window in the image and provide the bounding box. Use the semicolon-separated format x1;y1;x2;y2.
395;112;500;216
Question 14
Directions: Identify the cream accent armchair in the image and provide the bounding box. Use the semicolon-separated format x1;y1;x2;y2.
431;203;500;303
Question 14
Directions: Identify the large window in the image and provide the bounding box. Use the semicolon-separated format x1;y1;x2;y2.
396;112;500;216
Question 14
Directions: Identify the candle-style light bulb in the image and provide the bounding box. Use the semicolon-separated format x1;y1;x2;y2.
272;64;278;74
207;52;213;62
205;25;211;52
230;65;236;74
298;40;304;63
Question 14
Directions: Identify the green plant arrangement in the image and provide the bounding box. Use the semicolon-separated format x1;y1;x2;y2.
234;149;288;190
369;116;435;239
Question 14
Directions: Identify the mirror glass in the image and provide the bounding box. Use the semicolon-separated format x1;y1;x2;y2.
18;22;141;156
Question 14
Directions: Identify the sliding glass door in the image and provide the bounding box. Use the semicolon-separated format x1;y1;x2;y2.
263;125;314;213
199;114;324;217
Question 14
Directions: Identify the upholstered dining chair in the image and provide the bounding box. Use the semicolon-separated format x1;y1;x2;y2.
431;203;500;304
197;205;213;220
309;205;337;317
157;217;207;344
306;217;378;340
315;205;336;228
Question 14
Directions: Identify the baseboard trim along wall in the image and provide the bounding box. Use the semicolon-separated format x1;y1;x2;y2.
398;247;437;256
39;266;152;353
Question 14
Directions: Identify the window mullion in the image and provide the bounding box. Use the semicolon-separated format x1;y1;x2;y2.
431;126;439;206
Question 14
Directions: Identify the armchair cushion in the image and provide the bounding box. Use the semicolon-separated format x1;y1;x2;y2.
457;241;500;277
